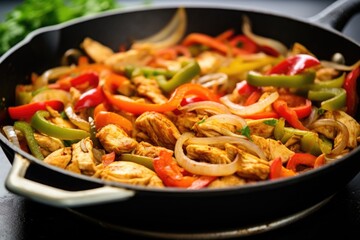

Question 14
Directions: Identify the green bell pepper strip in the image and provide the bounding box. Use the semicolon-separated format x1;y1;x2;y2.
308;87;346;110
300;132;332;156
299;72;345;90
246;70;316;88
31;110;90;140
156;61;201;93
119;153;154;170
125;65;175;79
274;119;332;156
14;121;44;160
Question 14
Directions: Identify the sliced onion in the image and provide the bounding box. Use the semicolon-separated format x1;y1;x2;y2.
242;15;287;56
309;119;349;156
132;7;187;49
64;105;90;131
205;113;247;130
320;59;360;71
187;135;267;160
178;101;231;115
174;132;239;176
2;125;20;148
195;73;228;91
220;91;279;117
33;66;73;89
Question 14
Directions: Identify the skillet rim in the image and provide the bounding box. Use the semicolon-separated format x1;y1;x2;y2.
0;3;360;195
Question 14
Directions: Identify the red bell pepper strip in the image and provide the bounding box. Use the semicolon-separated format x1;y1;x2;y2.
74;85;105;111
69;72;99;91
153;150;216;188
278;94;312;119
267;54;320;75
272;99;308;130
182;33;253;56
286;153;317;172
343;66;360;116
8;100;64;121
269;157;296;179
103;80;219;115
229;35;258;53
101;151;116;167
94;111;133;134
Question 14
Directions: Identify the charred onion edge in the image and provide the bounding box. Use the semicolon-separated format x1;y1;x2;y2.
3;125;21;148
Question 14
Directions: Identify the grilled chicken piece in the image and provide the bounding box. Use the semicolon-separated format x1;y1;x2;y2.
81;37;114;63
175;112;205;133
97;161;164;187
43;147;72;169
96;124;138;154
246;118;275;138
105;48;153;72
135;111;181;149
132;75;168;104
34;133;64;157
251;135;295;163
133;141;173;158
207;175;246;188
71;138;97;176
196;51;225;74
186;144;233;164
315;110;360;149
193;116;241;137
316;67;339;81
236;149;269;180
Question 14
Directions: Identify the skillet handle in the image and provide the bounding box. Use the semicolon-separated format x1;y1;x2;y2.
5;153;135;208
309;0;360;31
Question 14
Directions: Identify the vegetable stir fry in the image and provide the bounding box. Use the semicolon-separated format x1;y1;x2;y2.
3;8;360;189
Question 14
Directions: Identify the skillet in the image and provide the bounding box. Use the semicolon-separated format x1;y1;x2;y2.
0;0;360;238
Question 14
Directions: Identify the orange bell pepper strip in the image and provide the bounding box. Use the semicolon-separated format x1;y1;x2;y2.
269;157;296;179
182;33;253;56
94;111;133;134
103;75;220;115
153;150;216;188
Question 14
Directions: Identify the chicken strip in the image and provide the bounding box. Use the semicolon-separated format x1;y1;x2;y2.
133;141;173;158
97;161;164;187
135;111;181;149
43;147;72;169
132;75;168;104
71;137;97;176
96;124;138;154
251;135;295;163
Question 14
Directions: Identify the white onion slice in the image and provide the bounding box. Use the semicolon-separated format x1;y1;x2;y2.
309;119;349;156
178;101;231;115
195;73;228;91
242;15;287;56
220;91;279;117
320;60;360;71
187;135;267;160
174;132;240;176
205;114;247;129
64;105;90;131
132;7;187;49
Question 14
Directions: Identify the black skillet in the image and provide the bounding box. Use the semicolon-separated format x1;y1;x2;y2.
0;0;360;239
